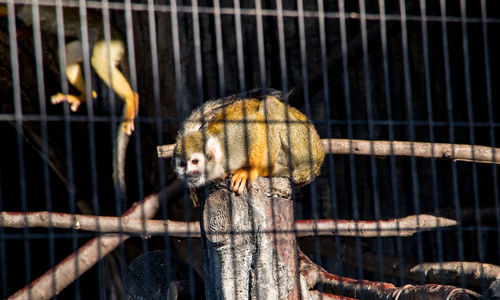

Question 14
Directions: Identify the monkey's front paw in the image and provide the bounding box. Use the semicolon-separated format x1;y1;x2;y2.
230;170;248;194
230;168;258;194
51;93;82;112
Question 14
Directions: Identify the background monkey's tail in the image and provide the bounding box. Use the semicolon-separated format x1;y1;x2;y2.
113;129;129;206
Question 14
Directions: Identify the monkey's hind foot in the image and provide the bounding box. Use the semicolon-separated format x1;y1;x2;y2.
51;90;97;112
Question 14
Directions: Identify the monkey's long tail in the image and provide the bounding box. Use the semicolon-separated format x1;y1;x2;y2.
113;129;129;207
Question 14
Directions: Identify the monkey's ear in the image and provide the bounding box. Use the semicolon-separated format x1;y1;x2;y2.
206;137;222;161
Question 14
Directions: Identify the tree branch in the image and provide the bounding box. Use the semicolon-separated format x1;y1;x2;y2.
295;214;456;237
410;262;500;289
0;211;200;238
0;212;454;238
157;139;500;164
300;238;500;290
299;250;481;300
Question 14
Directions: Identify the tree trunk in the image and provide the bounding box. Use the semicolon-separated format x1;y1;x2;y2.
201;177;301;300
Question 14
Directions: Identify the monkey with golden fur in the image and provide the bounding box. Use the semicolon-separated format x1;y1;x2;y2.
12;5;139;135
4;4;138;200
174;93;324;195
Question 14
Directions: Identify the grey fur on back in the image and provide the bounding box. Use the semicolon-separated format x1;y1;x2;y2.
180;89;285;135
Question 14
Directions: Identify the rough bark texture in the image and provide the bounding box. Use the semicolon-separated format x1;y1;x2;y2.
201;177;299;300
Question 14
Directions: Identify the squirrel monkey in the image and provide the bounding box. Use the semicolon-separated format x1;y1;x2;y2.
7;4;138;200
174;94;325;195
12;4;139;135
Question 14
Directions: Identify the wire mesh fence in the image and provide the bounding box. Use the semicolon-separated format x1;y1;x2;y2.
0;0;499;299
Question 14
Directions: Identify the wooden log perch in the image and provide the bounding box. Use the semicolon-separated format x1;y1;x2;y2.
201;177;301;300
157;139;500;164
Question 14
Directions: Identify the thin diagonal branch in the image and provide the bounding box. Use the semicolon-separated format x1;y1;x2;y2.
8;180;182;300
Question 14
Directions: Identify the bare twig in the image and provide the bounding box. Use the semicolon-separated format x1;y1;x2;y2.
322;139;500;164
410;262;500;288
157;139;500;164
157;143;175;158
0;213;453;238
8;180;182;300
294;214;456;237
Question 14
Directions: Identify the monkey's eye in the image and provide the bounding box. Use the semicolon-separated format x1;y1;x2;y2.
191;159;199;165
178;160;187;167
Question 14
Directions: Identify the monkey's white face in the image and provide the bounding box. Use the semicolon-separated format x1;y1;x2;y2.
174;152;226;188
174;136;226;187
175;153;208;187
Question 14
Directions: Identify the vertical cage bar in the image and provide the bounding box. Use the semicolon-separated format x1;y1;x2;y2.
275;0;288;94
124;0;144;205
317;0;344;281
439;0;466;287
297;1;323;294
53;0;81;294
254;0;266;89
233;0;246;92
296;0;309;115
146;0;175;296
191;0;204;104
359;0;385;282
459;0;486;291
170;0;197;297
481;0;500;258
419;0;446;285
339;0;365;294
76;1;99;297
100;0;122;216
213;0;225;97
399;0;425;283
0;168;5;299
6;0;32;298
378;0;406;285
29;0;58;296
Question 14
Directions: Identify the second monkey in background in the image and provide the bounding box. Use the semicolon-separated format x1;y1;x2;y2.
12;4;139;201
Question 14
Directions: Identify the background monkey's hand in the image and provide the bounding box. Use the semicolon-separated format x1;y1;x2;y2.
50;91;98;112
